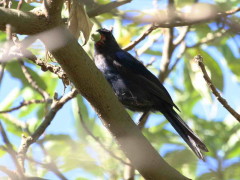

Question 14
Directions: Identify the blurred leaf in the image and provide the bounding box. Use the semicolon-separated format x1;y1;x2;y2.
184;53;212;102
224;162;240;179
197;172;219;180
72;96;96;140
68;0;94;44
193;24;211;41
200;50;224;91
11;1;35;11
0;147;6;157
186;48;224;97
76;178;89;180
0;31;6;42
6;61;47;90
43;134;73;142
0;114;23;136
0;88;20;110
164;149;198;178
218;44;240;81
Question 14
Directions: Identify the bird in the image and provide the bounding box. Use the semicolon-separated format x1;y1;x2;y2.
92;28;208;160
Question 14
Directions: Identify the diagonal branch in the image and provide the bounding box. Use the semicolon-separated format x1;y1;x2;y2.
17;89;78;171
0;121;24;177
194;55;240;123
44;27;189;179
19;60;50;100
123;24;157;51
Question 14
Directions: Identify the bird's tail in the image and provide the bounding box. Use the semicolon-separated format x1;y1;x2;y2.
162;109;208;160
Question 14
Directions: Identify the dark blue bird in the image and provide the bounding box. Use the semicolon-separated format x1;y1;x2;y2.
92;28;208;160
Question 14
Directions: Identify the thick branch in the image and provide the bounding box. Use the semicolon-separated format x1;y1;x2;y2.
0;7;48;34
43;27;189;179
44;0;64;19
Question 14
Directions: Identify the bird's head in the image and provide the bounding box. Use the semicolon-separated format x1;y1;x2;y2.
91;28;120;51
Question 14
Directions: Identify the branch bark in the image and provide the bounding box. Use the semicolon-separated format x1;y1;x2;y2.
0;2;190;179
194;55;240;123
44;27;189;179
0;7;47;35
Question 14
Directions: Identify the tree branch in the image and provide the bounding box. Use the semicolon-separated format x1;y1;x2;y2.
17;89;78;171
159;28;174;82
0;99;46;113
123;24;157;51
0;121;24;177
19;60;50;100
0;7;48;35
125;5;240;28
194;55;240;123
44;27;189;179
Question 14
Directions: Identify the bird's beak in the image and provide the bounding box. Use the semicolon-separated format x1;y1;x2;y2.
91;32;101;42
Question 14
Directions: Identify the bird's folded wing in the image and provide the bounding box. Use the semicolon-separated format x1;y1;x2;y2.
115;50;179;110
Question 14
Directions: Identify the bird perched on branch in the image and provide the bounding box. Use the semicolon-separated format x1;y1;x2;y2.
92;28;208;160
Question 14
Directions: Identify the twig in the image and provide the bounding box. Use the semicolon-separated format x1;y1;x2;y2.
17;0;23;10
137;111;150;130
194;55;240;123
78;107;132;166
0;63;5;88
220;7;240;16
17;89;78;171
0;99;47;113
159;28;174;82
173;26;190;46
123;25;157;51
0;113;27;129
28;158;67;180
29;141;67;180
145;57;157;67
0;165;18;179
189;29;229;48
19;60;50;100
36;143;68;180
27;55;70;85
167;41;186;76
0;121;24;177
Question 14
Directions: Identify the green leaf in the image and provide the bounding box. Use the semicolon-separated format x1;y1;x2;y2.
186;48;224;92
72;96;96;140
201;50;224;91
218;44;240;81
11;1;35;11
6;61;47;91
0;114;23;137
224;162;240;179
0;147;7;157
197;172;219;180
164;149;198;177
0;88;21;111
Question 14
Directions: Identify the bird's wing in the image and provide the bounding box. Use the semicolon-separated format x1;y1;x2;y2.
115;51;179;110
